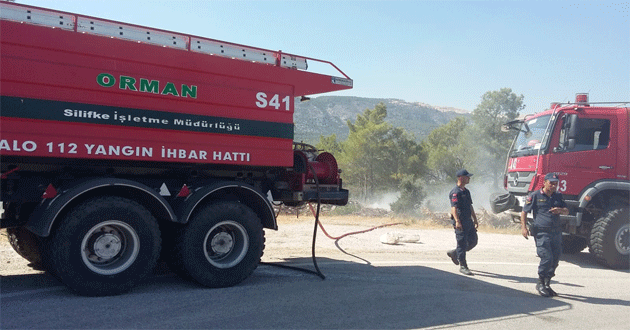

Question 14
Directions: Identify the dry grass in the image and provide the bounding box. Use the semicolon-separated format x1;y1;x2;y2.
276;214;521;235
0;212;519;247
274;202;520;234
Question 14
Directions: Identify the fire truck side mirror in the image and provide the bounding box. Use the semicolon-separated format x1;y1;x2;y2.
567;114;579;139
566;114;579;150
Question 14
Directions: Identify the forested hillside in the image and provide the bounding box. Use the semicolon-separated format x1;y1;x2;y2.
293;96;469;144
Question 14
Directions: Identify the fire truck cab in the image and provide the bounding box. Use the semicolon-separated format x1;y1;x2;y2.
492;93;629;269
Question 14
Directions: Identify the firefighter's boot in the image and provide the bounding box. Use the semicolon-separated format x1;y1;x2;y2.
459;261;473;276
544;278;557;296
447;249;459;265
536;278;551;297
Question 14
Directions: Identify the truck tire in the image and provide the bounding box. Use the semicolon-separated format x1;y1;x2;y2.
561;234;588;254
590;208;629;269
170;202;264;288
43;196;161;296
6;227;44;270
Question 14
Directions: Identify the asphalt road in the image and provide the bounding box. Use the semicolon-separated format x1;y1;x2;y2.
1;222;628;329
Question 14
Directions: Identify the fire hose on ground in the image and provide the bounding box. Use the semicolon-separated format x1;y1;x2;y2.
261;164;403;279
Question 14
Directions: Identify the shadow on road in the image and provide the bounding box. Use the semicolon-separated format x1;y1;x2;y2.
560;251;630;273
2;257;572;329
473;270;538;284
231;257;570;329
556;293;630;307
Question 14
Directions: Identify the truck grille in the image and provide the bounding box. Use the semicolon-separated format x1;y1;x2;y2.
507;171;535;194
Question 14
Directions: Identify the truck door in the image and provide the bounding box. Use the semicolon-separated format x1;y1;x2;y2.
547;113;616;195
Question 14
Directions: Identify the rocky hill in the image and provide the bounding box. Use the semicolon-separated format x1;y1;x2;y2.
293;96;470;144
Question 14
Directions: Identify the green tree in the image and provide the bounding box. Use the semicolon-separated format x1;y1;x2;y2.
421;88;522;186
317;102;426;202
470;88;523;186
316;134;342;155
422;117;471;182
342;103;395;200
390;177;426;215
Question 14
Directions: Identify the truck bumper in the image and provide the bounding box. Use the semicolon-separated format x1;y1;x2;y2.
275;188;349;206
303;188;349;206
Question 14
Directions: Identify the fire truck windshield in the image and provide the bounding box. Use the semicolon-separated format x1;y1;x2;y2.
510;114;551;157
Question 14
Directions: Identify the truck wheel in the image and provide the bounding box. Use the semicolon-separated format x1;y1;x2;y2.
171;202;264;288
6;227;44;270
561;234;588;254
43;196;161;296
590;208;629;269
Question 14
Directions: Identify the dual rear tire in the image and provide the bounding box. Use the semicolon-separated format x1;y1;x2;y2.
20;198;265;295
166;202;265;288
43;196;161;296
7;226;44;270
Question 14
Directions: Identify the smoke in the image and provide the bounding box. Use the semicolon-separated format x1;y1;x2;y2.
363;192;400;211
421;184;454;213
422;178;502;214
349;141;508;214
352;177;500;213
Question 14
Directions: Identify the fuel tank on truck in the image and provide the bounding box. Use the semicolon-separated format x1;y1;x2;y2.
0;2;353;172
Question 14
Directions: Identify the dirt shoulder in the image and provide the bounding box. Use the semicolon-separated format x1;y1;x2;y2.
263;214;524;265
0;214;520;276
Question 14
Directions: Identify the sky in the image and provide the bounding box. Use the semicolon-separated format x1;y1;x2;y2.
15;0;630;114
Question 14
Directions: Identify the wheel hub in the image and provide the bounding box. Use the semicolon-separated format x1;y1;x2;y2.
81;221;140;275
211;232;234;255
93;233;122;260
203;220;249;269
615;224;630;255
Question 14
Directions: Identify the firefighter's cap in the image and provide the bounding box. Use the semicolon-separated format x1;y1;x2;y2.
456;169;473;177
545;173;560;182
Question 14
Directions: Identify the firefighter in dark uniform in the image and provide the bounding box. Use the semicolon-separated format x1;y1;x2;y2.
520;173;569;297
446;169;478;276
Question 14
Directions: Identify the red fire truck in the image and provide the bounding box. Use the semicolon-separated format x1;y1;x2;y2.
0;2;352;295
491;93;629;269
